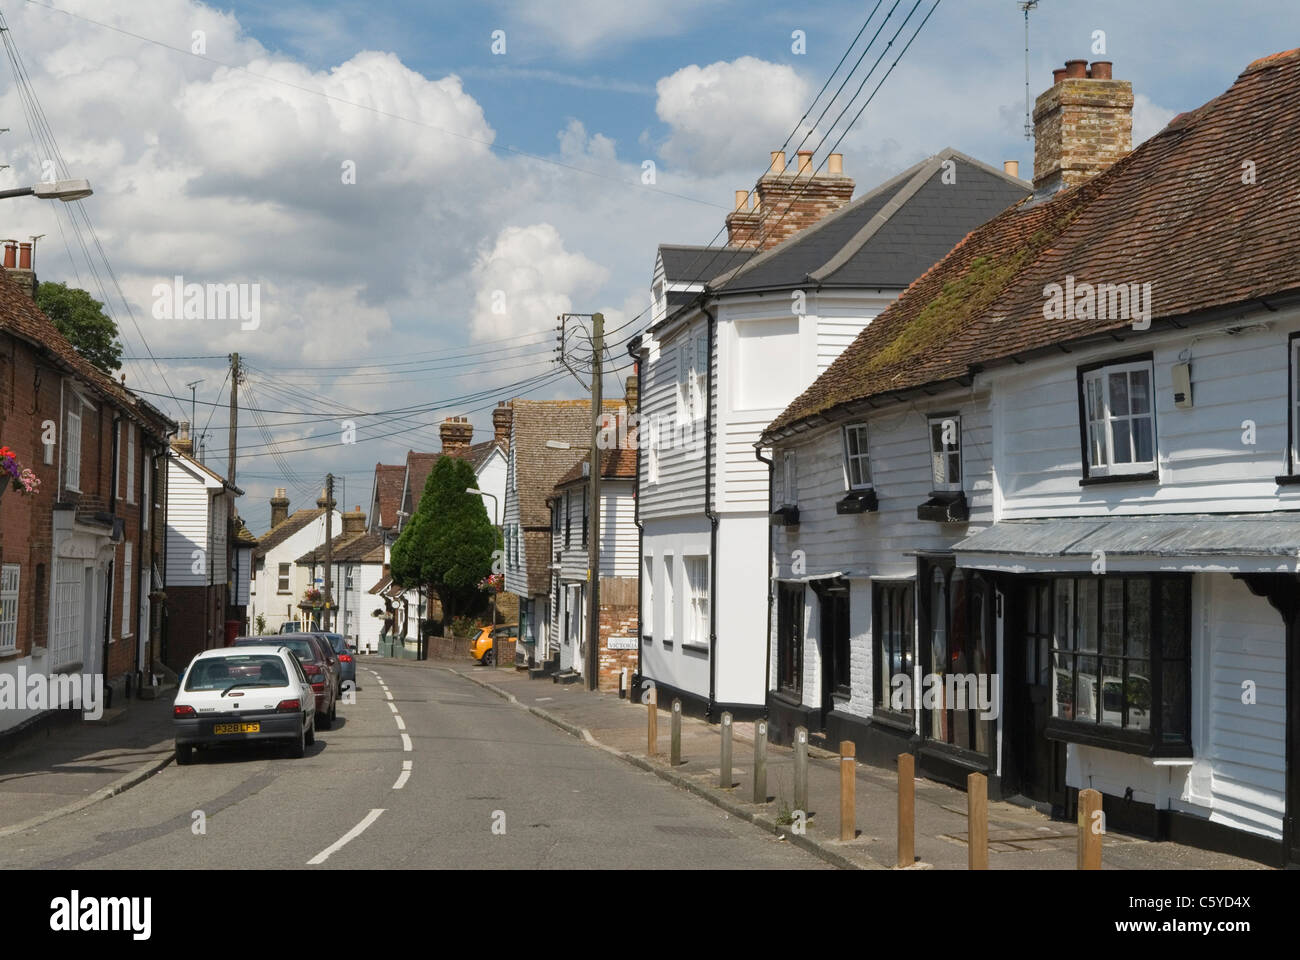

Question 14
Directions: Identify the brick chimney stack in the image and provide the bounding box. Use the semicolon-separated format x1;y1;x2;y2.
270;487;289;527
726;149;854;251
1033;59;1133;194
315;487;335;511
342;505;366;537
172;420;194;456
5;240;37;298
625;374;638;415
492;401;513;446
440;416;473;456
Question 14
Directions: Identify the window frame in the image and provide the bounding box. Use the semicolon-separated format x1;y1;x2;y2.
812;577;851;700
927;413;963;493
277;563;291;594
121;541;133;637
1044;573;1191;757
564;491;572;548
781;451;798;507
642;555;653;639
1076;354;1158;481
115;420;123;500
683;555;709;649
842;423;873;491
0;563;19;655
775;582;804;699
64;398;83;493
126;423;136;504
661;553;675;645
1289;334;1300;475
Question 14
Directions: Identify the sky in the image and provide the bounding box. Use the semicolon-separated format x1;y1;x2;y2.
0;0;1295;531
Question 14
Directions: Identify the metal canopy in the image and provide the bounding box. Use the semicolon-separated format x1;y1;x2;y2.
953;514;1300;570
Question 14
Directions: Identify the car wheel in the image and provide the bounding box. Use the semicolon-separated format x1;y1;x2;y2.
329;697;337;725
482;650;495;666
317;697;333;730
175;744;193;765
305;721;315;747
289;724;306;759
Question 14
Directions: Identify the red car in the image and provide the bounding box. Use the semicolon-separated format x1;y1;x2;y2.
234;635;337;729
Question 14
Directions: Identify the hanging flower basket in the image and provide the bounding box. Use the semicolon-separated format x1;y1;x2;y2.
477;573;504;593
0;446;40;499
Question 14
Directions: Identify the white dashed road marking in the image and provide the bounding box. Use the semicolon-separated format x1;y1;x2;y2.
394;715;406;730
392;760;413;790
401;733;412;751
387;701;398;713
308;809;385;865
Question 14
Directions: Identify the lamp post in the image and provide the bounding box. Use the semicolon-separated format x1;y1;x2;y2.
0;179;93;202
468;488;502;666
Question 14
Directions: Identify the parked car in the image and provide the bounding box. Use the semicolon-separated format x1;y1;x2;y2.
173;645;316;764
318;633;356;692
470;623;518;666
279;620;304;634
235;635;337;728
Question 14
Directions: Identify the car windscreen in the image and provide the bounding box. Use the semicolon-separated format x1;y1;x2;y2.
325;634;348;653
185;655;290;691
236;637;317;661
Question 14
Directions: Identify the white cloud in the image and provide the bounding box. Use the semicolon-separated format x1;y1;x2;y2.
495;0;725;58
470;223;608;342
655;56;812;177
1132;92;1178;146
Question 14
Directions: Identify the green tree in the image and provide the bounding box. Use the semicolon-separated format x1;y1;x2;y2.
390;456;497;631
35;281;122;373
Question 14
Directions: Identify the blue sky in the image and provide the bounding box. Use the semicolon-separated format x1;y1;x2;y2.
1;0;1296;529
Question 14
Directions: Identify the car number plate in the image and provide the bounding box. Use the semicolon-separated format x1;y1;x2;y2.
213;722;260;735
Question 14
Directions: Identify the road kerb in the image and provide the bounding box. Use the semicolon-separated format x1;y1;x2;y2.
447;667;881;871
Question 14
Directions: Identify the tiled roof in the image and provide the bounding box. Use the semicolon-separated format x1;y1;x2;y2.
467;437;505;471
553;436;638;489
253;508;325;559
764;50;1300;439
403;451;441;515
295;531;385;566
0;270;175;438
372;463;405;529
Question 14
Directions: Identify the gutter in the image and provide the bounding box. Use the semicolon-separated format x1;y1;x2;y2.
703;301;719;719
627;335;645;694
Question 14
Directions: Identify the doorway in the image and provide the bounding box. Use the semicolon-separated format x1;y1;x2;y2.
1007;579;1066;810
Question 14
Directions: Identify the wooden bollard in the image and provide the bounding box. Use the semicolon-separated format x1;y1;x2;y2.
719;712;733;788
793;726;809;815
647;686;658;756
839;740;856;841
753;719;768;803
897;753;915;868
967;772;988;870
1078;788;1103;870
670;698;682;766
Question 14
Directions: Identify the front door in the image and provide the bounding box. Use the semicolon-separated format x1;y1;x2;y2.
1009;579;1066;810
814;579;850;728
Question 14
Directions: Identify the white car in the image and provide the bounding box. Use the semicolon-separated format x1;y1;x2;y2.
173;645;317;765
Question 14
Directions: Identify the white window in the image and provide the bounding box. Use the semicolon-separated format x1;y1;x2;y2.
1291;339;1300;472
781;451;798;506
64;399;82;493
115;421;123;499
691;332;708;420
662;555;675;643
685;556;709;647
278;563;290;593
1081;360;1156;477
0;564;19;654
647;418;660;484
52;560;83;668
126;423;136;503
676;344;690;424
642;556;653;637
346;565;355;593
121;542;133;636
928;415;962;491
843;423;872;490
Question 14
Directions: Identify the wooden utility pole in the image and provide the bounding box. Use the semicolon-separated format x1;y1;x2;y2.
323;473;334;632
584;312;604;691
227;353;239;488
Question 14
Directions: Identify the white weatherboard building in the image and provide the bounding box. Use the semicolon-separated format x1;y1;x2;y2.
633;148;1029;717
248;489;340;635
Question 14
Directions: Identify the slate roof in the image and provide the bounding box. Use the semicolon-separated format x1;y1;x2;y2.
0;269;176;439
763;50;1300;440
253;508;325;559
511;397;625;595
371;463;405;530
713;149;1030;294
295;531;385;566
658;244;755;283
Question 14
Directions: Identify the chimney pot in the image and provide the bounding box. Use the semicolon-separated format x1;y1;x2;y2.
1064;59;1088;79
827;153;843;175
1034;58;1132;194
796;149;813;174
1003;160;1020;178
1089;60;1113;80
2;242;15;269
769;150;786;174
1052;67;1067;84
733;189;749;211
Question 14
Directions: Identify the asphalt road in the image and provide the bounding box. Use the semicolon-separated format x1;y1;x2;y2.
0;661;825;869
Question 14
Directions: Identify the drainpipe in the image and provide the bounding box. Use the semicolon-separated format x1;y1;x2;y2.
755;443;774;717
703;302;719;719
102;412;121;706
627;335;645;696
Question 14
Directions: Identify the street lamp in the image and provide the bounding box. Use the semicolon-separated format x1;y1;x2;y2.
468;487;503;667
0;179;93;202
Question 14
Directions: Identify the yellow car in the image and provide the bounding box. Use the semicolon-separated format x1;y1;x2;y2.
470;624;518;665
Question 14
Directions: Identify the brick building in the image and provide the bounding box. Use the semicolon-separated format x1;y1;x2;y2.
0;252;175;734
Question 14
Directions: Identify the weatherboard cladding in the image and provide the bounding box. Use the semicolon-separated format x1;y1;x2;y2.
764;49;1300;440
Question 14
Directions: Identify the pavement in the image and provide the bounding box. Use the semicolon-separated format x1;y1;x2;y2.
449;658;1271;871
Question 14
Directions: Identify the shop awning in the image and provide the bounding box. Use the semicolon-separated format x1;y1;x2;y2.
953;514;1300;574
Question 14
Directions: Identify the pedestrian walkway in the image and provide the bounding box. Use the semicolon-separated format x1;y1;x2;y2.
0;698;173;834
443;659;1268;871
